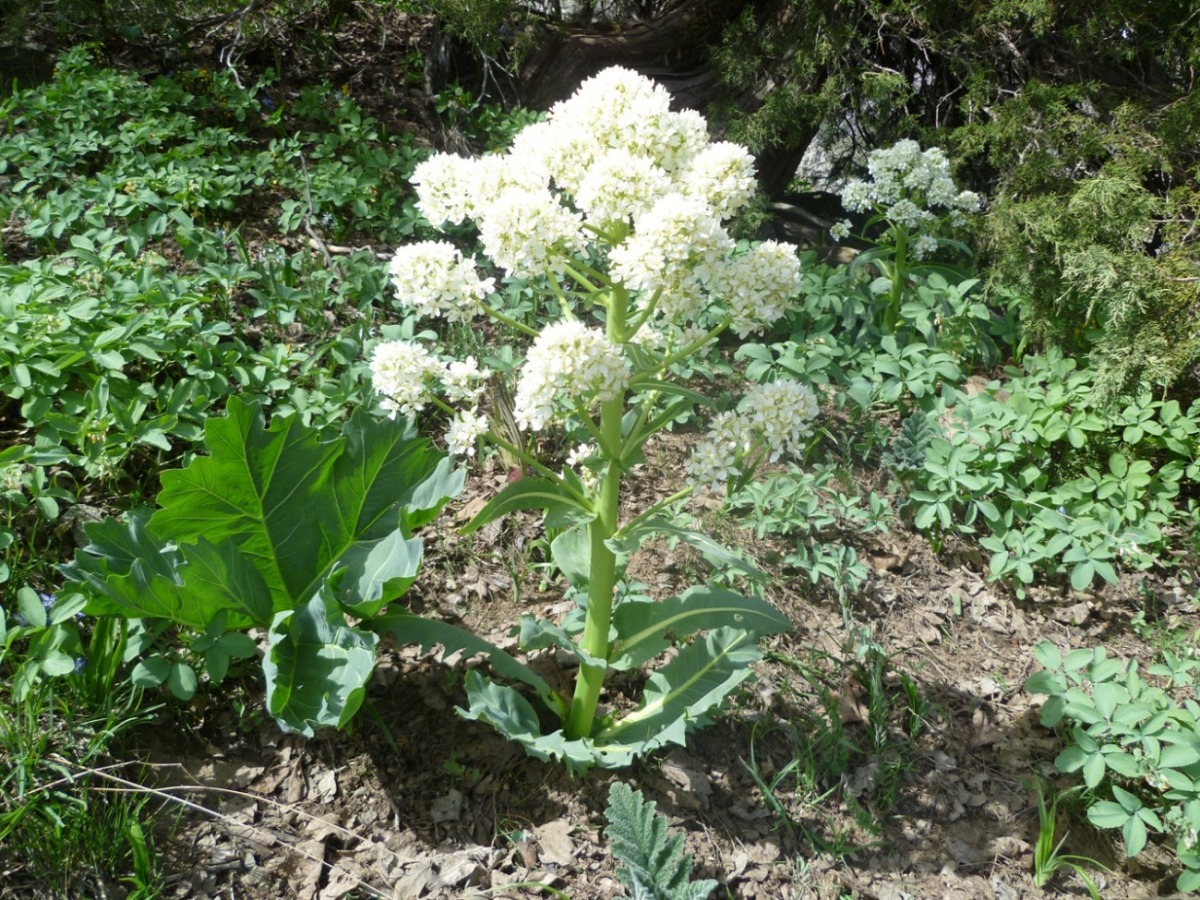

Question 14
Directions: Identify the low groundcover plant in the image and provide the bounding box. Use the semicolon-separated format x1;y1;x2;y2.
368;66;812;770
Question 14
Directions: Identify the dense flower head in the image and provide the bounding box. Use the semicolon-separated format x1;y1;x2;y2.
686;380;819;490
477;188;586;279
445;409;489;457
514;320;630;431
681;142;757;220
370;340;443;419
574;148;672;226
609;195;733;295
533;68;713;189
741;378;820;460
411;153;477;226
387;242;494;321
840;139;980;228
707;241;804;337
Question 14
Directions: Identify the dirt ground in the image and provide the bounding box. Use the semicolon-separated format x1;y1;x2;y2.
136;442;1199;900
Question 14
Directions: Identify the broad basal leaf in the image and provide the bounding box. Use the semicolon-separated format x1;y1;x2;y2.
332;531;423;618
263;592;379;737
142;398;457;618
63;510;271;628
609;587;790;670
597;627;761;753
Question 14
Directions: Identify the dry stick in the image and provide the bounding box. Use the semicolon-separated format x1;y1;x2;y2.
37;761;392;898
298;154;333;268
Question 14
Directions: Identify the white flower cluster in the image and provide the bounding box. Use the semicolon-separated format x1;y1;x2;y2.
369;340;491;456
387;242;494;322
686;379;819;491
708;241;805;337
742;378;820;460
574;148;672;226
839;139;981;259
402;65;801;335
513;320;630;432
445;409;489;457
477;188;587;279
369;340;441;419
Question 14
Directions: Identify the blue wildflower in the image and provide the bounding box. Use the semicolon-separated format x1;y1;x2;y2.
73;657;87;674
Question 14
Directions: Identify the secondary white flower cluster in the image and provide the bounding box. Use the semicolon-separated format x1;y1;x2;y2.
513;320;630;432
709;241;806;337
834;139;981;259
401;65;801;336
387;242;494;322
369;341;491;455
686;379;820;491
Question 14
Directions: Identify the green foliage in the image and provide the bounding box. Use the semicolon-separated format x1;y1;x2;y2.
0;604;161;894
603;782;717;900
711;1;1200;396
1027;641;1200;893
725;463;883;597
1030;781;1107;898
986;168;1199;397
64;399;462;735
0;47;431;623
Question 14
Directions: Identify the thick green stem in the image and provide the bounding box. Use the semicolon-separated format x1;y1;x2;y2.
564;284;629;739
884;225;908;332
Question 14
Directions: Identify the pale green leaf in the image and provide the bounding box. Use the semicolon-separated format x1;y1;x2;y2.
459;477;593;535
263;593;379;737
609;587;790;670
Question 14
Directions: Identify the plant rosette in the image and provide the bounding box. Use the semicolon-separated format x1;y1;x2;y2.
368;66;811;771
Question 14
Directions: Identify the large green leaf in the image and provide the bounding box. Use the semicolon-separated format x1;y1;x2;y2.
609;587;790;670
151;398;341;609
597;627;761;752
332;531;424;618
371;611;568;719
149;401;454;614
64;510;271;628
459;477;594;535
263;592;379;737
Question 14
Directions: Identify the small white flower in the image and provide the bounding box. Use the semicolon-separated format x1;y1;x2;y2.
445;408;489;457
513;320;630;431
388;242;494;321
686;437;740;492
830;219;852;241
369;340;443;419
911;233;940;260
443;356;491;403
739;378;819;460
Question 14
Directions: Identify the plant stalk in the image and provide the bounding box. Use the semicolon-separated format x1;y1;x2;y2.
565;283;629;739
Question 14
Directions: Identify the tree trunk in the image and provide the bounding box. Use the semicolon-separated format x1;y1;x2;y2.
514;0;811;196
516;0;744;110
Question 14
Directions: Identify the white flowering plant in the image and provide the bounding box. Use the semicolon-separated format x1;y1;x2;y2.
832;139;981;331
369;67;818;771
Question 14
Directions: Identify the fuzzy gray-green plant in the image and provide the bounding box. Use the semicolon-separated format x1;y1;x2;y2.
604;782;717;900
